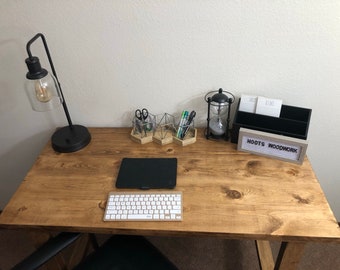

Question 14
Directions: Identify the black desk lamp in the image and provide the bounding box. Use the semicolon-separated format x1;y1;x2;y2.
25;33;91;152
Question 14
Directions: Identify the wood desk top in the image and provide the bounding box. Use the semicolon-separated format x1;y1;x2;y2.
1;128;339;242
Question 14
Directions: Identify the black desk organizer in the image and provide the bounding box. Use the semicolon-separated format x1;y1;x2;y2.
230;99;312;144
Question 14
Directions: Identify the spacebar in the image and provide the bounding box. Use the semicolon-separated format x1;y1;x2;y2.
127;214;153;220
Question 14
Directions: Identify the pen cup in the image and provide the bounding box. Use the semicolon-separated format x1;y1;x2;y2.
130;113;156;144
173;120;197;146
153;113;176;145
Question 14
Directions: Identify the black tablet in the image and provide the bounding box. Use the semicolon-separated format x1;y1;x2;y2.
115;158;177;189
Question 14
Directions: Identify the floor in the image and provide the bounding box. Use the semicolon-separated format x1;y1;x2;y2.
1;228;340;270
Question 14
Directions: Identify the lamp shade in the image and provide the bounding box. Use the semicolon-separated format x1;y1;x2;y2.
25;56;63;111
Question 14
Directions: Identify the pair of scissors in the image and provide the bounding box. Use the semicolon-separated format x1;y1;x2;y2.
135;108;149;135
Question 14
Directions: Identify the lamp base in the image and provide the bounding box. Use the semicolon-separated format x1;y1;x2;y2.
51;125;91;153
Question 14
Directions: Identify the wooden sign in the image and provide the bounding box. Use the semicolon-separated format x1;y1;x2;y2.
237;128;308;164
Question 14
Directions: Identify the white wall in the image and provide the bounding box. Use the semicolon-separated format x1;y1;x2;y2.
1;1;339;220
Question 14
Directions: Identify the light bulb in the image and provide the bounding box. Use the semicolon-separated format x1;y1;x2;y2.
35;80;52;102
26;72;62;111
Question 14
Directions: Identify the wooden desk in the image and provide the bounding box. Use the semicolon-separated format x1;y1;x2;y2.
1;128;339;269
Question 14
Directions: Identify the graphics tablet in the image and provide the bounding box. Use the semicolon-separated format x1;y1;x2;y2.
115;158;177;189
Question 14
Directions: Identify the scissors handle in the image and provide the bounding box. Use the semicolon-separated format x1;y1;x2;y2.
141;108;148;120
135;110;142;120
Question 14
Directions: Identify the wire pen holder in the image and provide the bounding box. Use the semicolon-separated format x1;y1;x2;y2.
153;113;176;145
130;113;156;144
173;118;197;146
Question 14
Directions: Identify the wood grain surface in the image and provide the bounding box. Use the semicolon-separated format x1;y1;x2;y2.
0;128;339;243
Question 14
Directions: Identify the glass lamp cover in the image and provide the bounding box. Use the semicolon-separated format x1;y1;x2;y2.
209;101;228;136
26;71;63;112
210;101;228;116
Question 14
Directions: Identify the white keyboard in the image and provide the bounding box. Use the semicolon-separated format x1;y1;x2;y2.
103;191;182;221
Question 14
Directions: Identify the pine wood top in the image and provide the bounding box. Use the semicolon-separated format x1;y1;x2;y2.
0;128;339;242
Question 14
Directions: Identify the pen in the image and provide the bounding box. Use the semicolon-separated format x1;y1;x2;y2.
176;110;188;138
180;110;196;139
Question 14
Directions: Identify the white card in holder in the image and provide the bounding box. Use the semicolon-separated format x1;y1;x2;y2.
239;94;258;113
255;96;282;117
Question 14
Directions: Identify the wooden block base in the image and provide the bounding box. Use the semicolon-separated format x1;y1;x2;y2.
153;130;174;145
173;129;197;146
130;130;153;144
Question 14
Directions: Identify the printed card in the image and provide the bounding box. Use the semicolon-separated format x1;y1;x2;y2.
239;94;258;113
255;96;282;117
